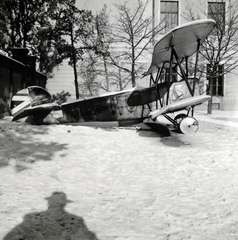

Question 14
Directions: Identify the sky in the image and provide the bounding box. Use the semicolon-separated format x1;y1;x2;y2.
75;0;118;15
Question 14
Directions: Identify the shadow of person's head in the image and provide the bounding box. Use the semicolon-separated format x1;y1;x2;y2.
45;191;73;210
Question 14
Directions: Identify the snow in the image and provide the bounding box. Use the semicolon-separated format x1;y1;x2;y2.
0;116;238;239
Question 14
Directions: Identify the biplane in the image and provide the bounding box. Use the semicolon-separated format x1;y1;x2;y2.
11;19;216;134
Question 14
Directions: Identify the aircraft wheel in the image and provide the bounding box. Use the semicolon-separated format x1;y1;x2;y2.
174;113;187;124
179;117;199;134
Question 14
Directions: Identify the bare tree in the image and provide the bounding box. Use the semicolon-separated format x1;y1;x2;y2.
109;0;165;88
79;5;115;96
79;51;102;97
80;1;167;95
183;0;238;114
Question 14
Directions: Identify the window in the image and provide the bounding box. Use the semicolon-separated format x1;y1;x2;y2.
160;66;177;82
207;64;224;96
160;1;178;33
208;2;225;31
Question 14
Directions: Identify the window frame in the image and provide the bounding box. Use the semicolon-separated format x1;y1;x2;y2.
207;63;224;96
160;66;177;83
208;2;226;32
160;1;179;33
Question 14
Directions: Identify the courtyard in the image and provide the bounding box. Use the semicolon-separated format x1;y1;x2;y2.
0;112;238;239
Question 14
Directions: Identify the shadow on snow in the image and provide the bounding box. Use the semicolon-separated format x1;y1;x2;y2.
0;120;68;172
3;191;99;240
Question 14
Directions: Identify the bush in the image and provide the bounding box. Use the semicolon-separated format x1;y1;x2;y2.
52;91;71;105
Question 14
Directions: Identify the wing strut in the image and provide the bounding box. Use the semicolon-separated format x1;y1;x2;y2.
171;48;193;96
193;39;200;94
185;56;188;78
156;62;165;108
166;47;175;105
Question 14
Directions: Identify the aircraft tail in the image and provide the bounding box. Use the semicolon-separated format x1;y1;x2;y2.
27;86;54;107
11;86;54;117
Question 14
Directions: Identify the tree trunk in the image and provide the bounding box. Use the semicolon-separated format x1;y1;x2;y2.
73;58;79;99
103;55;109;91
119;68;122;90
207;64;217;114
70;25;79;99
131;63;136;87
207;76;214;114
207;97;213;114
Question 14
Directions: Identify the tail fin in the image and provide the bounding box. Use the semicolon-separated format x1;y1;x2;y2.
11;88;30;117
28;86;53;107
11;86;53;117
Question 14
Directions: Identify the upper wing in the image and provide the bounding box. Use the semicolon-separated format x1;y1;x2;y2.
147;19;216;74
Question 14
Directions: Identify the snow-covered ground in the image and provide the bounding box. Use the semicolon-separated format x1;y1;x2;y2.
0;115;238;240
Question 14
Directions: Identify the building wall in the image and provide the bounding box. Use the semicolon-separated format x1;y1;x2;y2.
46;61;76;100
222;69;238;110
